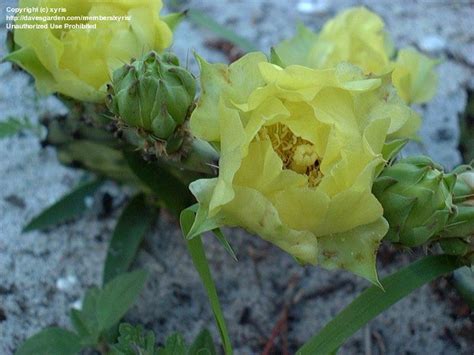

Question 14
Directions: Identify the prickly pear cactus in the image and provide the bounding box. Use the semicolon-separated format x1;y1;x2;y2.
373;156;456;247
107;51;196;156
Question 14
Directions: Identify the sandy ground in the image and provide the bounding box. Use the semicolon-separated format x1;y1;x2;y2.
1;0;473;354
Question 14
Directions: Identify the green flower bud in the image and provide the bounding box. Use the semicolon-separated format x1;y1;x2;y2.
442;205;474;240
373;156;456;247
453;169;474;205
107;51;196;143
440;168;474;261
439;237;471;256
105;51;217;175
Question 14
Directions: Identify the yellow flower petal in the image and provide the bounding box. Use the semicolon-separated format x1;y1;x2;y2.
190;52;267;142
318;217;388;285
273;7;438;106
224;186;320;264
392;48;439;104
190;51;416;282
272;23;319;67
7;0;173;102
208;102;246;214
234;140;307;196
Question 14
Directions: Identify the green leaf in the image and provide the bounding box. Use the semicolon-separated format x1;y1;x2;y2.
70;309;89;338
15;327;82;355
103;194;156;284
212;229;237;261
69;309;96;346
188;329;217;355
187;9;257;53
296;255;461;355
81;287;101;324
158;333;188;355
180;208;233;354
97;270;148;332
0;117;26;138
123;151;193;217
111;323;157;355
23;178;103;232
70;287;101;345
0;116;41;139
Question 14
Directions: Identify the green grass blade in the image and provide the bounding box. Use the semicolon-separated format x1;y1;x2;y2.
187;9;257;53
180;208;233;354
103;194;156;285
212;229;237;261
23;178;104;232
297;255;461;355
124;151;193;217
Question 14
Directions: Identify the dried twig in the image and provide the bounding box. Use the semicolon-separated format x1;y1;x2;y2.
261;274;301;354
372;329;387;355
262;306;289;355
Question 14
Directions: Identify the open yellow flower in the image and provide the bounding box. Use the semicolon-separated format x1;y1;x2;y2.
5;0;173;102
189;53;419;283
274;7;438;104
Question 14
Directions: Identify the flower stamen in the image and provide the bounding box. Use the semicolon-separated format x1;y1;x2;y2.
256;123;323;187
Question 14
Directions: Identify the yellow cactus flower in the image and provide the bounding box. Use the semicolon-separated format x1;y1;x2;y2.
310;7;393;74
392;48;440;104
5;0;173;102
189;53;420;284
274;7;438;104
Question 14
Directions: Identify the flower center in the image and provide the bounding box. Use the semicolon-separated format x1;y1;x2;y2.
256;123;323;187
